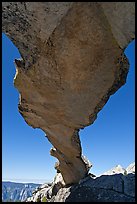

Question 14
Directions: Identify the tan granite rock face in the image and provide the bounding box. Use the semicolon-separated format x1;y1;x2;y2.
2;2;135;185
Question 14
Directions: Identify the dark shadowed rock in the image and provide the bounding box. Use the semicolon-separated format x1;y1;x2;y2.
50;173;135;202
122;173;135;198
26;163;135;202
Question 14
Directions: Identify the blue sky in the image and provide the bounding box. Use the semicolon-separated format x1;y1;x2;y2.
2;33;135;184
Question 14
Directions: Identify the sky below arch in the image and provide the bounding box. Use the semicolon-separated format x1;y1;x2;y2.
2;33;135;183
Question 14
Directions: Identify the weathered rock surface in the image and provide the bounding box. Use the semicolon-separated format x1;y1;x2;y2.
51;175;135;202
100;162;135;176
26;163;135;202
101;164;126;176
2;2;135;185
99;2;135;49
126;162;135;174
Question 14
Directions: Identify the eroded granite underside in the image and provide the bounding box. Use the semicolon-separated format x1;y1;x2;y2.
2;2;135;185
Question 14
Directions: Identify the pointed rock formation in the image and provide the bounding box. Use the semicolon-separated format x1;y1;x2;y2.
102;165;126;176
126;162;135;174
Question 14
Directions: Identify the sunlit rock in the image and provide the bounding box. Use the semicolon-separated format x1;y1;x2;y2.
2;2;135;185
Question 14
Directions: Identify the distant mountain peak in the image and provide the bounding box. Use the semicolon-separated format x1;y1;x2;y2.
126;162;135;174
101;162;135;176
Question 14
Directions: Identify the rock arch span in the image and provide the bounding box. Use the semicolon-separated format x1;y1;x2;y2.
2;2;135;185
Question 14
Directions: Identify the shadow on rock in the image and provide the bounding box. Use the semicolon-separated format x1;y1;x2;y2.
52;174;135;202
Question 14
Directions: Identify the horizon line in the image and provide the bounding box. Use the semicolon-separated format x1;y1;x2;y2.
2;178;52;184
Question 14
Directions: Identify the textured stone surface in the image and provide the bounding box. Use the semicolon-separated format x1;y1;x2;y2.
52;185;134;202
122;173;135;198
49;173;135;202
101;164;126;176
126;162;135;174
100;2;135;49
26;165;135;202
2;2;135;185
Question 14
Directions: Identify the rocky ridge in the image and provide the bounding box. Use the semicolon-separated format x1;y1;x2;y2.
26;162;135;202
